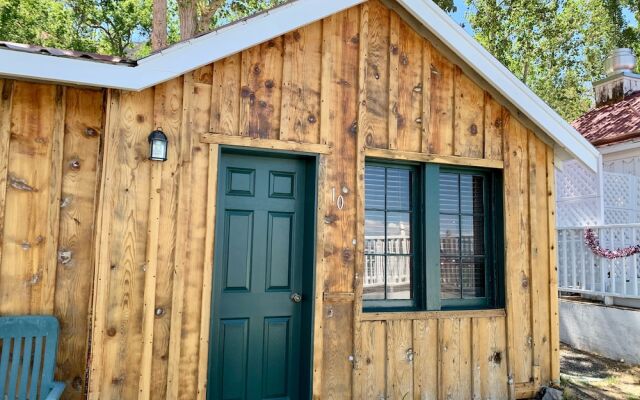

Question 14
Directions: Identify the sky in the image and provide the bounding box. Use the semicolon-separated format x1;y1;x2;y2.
449;0;638;37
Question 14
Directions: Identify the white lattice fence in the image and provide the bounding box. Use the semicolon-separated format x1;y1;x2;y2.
556;160;640;227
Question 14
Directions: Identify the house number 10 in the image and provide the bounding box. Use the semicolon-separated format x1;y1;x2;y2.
332;187;345;210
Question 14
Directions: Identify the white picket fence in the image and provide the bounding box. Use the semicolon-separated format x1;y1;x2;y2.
557;224;640;299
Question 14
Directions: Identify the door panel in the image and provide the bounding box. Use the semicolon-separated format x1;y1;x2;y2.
210;152;310;400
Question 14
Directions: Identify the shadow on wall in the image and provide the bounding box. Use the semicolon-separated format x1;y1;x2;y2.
559;299;640;365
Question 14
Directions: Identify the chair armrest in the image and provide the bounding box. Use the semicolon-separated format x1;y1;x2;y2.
45;381;66;400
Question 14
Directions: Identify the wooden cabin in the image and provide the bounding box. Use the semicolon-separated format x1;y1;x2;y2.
0;0;599;398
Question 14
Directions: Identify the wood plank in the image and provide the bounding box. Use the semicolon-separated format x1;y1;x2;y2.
361;308;506;321
165;75;194;399
547;146;560;382
88;89;119;399
280;22;323;143
138;159;162;400
39;86;66;314
0;80;13;275
312;155;327;399
420;42;432;153
503;117;533;387
54;87;104;399
388;11;400;150
0;82;57;315
453;69;484;158
426;50;454;155
387;320;413;399
413;319;438;400
320;7;359;293
396;18;423;152
529;132;552;385
471;317;509;399
99;88;153;399
362;0;390;149
438;318;458;399
365;147;503;169
352;3;369;397
196;144;219;400
200;132;331;154
239;38;284;139
177;80;212;399
148;77;184;399
210;54;241;135
354;321;386;399
484;94;505;161
322;302;353;399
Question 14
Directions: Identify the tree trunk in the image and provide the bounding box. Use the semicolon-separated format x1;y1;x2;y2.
152;0;168;50
178;0;198;40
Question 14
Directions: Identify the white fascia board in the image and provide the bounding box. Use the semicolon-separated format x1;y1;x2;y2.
396;0;600;171
0;0;364;91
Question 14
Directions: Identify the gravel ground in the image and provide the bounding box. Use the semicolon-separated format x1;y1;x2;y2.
560;343;640;400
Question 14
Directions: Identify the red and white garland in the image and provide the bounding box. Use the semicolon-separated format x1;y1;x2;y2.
584;228;640;259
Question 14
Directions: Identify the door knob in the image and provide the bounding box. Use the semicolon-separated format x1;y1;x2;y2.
290;293;302;303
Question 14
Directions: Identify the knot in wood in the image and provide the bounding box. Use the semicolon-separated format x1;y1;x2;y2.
349;121;358;136
307;114;317;124
490;351;502;364
107;327;116;337
58;250;72;265
253;64;261;75
365;133;374;147
469;124;478;136
240;86;252;98
9;174;36;192
21;241;31;250
400;53;409;66
413;84;423;93
71;376;83;391
430;64;439;75
84;127;98;137
70;159;81;169
264;80;275;89
350;34;360;44
155;307;165;317
292;31;301;41
390;44;399;55
494;118;504;129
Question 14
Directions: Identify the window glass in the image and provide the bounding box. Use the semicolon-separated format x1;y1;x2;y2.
439;172;486;301
364;165;415;303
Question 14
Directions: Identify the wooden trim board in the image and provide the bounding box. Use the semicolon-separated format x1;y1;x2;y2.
365;147;504;169
201;133;332;154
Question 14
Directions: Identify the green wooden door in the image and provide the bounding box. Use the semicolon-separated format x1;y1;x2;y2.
209;152;311;400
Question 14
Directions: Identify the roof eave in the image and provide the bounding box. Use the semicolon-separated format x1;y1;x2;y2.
0;0;599;171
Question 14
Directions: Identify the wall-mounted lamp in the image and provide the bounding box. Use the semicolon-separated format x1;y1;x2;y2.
148;130;168;162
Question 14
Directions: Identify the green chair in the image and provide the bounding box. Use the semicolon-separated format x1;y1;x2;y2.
0;316;65;399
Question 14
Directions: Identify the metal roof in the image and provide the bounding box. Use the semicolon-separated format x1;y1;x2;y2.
0;41;136;66
572;91;640;147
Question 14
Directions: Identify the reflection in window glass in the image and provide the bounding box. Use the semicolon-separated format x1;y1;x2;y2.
439;172;486;300
364;164;414;302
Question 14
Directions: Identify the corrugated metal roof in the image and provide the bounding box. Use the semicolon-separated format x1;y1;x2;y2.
0;41;136;66
572;91;640;147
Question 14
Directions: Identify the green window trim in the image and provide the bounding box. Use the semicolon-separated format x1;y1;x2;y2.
364;160;505;313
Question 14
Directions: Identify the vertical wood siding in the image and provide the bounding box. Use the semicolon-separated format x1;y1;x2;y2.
0;1;560;398
0;82;104;399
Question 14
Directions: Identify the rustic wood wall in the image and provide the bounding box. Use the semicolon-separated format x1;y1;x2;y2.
0;1;559;399
0;81;104;399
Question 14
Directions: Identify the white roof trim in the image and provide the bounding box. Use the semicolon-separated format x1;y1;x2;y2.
0;0;364;90
0;0;599;171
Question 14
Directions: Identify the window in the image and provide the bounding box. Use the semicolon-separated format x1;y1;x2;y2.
363;162;503;311
363;163;419;309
